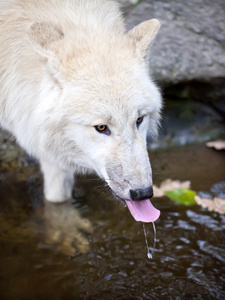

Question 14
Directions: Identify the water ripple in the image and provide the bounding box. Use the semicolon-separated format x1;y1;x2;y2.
186;210;224;231
198;240;225;263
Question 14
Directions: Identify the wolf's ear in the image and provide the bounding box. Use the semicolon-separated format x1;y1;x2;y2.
128;19;160;59
28;22;64;57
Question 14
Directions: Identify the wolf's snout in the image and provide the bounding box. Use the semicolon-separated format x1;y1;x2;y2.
130;186;153;201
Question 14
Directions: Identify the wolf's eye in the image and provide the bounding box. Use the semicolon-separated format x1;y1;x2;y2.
94;124;110;135
136;116;144;127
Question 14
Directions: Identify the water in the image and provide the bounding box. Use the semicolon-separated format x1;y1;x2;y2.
143;223;157;259
0;144;225;299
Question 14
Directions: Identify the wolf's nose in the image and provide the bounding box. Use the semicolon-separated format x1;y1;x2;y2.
130;186;153;201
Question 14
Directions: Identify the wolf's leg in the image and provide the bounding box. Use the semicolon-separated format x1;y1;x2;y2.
44;201;93;256
40;160;92;255
40;159;74;202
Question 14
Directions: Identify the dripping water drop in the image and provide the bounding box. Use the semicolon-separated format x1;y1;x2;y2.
143;222;157;259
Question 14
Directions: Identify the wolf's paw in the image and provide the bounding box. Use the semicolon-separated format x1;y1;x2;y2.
43;200;92;256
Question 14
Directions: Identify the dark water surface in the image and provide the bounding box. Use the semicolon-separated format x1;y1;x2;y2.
0;144;225;299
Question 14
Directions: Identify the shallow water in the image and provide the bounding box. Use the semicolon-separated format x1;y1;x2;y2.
0;144;225;299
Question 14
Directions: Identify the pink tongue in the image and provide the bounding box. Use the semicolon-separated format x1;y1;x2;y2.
125;199;160;223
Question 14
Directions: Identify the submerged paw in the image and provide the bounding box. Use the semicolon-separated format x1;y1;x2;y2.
43;200;93;256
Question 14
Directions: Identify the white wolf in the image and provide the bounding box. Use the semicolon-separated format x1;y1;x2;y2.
0;0;162;222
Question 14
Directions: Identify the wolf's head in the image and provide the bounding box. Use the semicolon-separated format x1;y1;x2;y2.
28;12;162;221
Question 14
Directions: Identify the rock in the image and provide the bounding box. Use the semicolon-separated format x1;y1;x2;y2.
121;0;225;85
148;100;225;149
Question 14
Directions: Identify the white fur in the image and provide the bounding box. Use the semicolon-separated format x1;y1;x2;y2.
0;0;162;202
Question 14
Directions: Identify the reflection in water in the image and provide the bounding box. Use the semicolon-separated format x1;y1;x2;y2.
0;144;225;299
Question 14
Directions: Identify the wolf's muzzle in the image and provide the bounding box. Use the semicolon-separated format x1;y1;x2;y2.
130;186;153;201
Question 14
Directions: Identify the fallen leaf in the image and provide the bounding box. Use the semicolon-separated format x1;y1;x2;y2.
153;179;191;198
153;179;225;213
194;195;225;214
153;185;164;197
214;197;225;214
206;140;225;150
164;188;196;206
160;179;191;191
